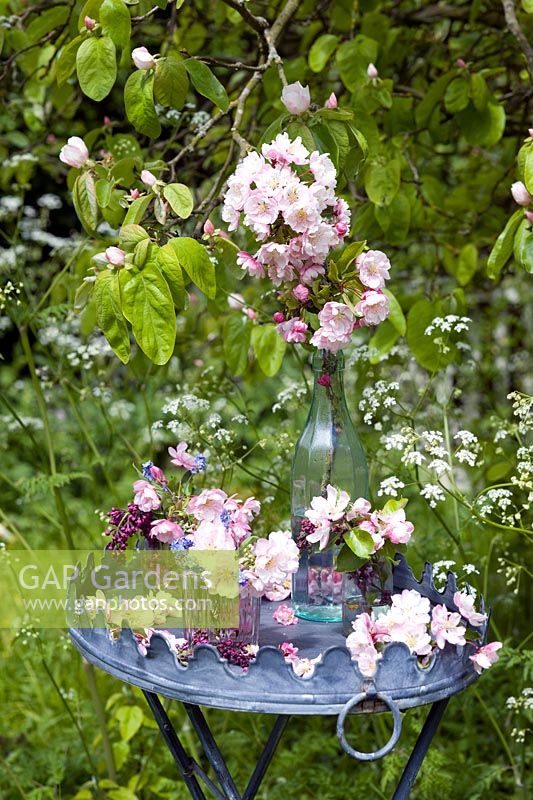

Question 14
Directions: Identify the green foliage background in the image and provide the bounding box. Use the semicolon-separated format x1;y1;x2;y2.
0;0;532;798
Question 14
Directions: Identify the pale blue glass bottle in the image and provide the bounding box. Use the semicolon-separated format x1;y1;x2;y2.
291;350;368;622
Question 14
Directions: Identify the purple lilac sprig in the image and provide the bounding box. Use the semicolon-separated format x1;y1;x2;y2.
105;504;153;550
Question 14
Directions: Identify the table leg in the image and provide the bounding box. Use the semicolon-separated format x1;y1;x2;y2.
243;715;290;800
392;698;450;800
143;691;207;800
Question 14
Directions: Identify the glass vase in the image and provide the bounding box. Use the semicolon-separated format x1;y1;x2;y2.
291;349;368;622
341;555;393;635
186;592;261;647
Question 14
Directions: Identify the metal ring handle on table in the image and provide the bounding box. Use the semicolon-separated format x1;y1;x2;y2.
336;692;402;761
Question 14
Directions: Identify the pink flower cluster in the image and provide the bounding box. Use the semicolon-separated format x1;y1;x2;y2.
242;530;300;596
186;489;261;549
303;485;414;552
223;139;350;287
346;588;501;678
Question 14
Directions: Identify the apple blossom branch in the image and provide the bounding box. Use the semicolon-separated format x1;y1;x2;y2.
501;0;533;80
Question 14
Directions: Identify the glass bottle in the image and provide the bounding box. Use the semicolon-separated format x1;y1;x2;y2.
291;349;368;622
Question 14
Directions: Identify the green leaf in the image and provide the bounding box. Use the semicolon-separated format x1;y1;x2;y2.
157;243;186;308
184;59;228;111
133;238;151;267
167;237;216;298
163;183;194;219
27;6;69;43
456;243;478;286
457;102;506;147
308;34;339;73
415;72;453;127
93;271;130;364
336;241;366;272
336;36;378;91
224;314;251;375
407;298;456;372
487;209;523;279
154;53;189;109
251;324;286;377
120;263;176;364
444;77;470;113
470;73;489;111
382;289;406;334
524;147;533;195
108;788;138;800
72;172;98;235
100;0;131;49
522;0;533;11
212;236;241;278
123;195;152;225
56;36;82;85
76;36;117;101
119;224;149;250
335;543;367;573
116;706;143;743
124;70;161;138
345;529;375;559
364;159;400;206
369;320;400;363
513;219;533;273
95;178;112;208
382;498;408;513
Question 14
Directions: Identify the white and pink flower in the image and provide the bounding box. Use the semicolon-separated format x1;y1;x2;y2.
150;518;184;544
453;591;487;627
168;442;197;472
355;250;391;289
273;604;298;625
59;136;89;168
355;289;390;326
277;317;309;343
310;302;355;352
281;81;311;115
187;489;227;522
132;46;156;70
469;641;502;674
133;480;161;512
430;604;467;649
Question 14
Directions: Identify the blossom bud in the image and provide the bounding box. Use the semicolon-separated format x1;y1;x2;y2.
193;359;204;367
129;188;141;200
273;311;284;323
367;63;378;79
103;116;112;126
245;307;257;320
293;284;309;303
104;247;126;267
456;58;467;69
335;222;348;236
203;219;215;236
141;169;158;186
325;92;338;109
84;16;96;30
511;181;532;207
529;128;533;137
59;136;89;168
281;81;311;115
132;46;156;70
525;211;533;224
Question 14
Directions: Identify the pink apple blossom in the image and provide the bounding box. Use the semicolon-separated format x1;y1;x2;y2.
453;591;487;627
273;604;298;625
133;480;161;512
249;530;299;591
149;465;166;484
511;181;532;206
84;15;96;30
135;629;153;656
59;136;89;168
129;188;141;200
456;58;467;69
387;590;431;629
291;654;322;678
141;169;158;186
526;211;533;223
310;301;355;351
356;250;391;289
261;133;309;166
281;81;311;115
168;442;197;472
203;219;215;236
265;580;291;601
346;497;372;520
280;641;299;660
273;311;285;323
132;46;156;70
378;507;414;545
104;246;125;267
335;222;348;236
293;284;310;302
469;641;502;674
355;289;390;326
150;518;184;544
367;63;378;78
191;519;235;550
187;489;227;522
431;604;467;649
277;318;309;343
237;251;265;278
304;484;350;548
325;92;338;109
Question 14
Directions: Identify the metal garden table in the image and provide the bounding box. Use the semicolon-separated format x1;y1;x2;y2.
69;557;487;799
